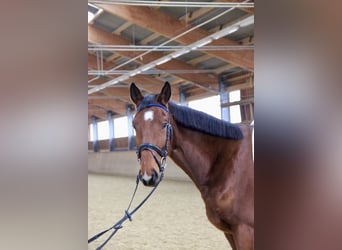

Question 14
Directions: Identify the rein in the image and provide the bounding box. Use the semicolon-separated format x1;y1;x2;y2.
88;104;172;249
88;175;163;249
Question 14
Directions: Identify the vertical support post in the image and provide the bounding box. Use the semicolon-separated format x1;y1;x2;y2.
243;104;247;122
250;103;254;121
126;104;135;150
91;115;99;152
248;75;254;122
219;78;230;122
107;110;115;152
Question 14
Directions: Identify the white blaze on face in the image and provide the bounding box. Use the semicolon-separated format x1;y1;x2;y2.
144;110;154;121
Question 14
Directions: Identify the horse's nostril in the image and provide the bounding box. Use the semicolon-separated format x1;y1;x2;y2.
139;169;159;186
152;169;159;182
142;179;148;186
152;170;161;186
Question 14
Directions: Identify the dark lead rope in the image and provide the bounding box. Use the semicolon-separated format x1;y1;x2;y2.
88;172;164;250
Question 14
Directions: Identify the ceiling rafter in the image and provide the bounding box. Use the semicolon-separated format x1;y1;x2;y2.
88;53;117;70
112;21;132;35
139;33;160;44
88;53;183;108
239;35;254;45
88;3;254;124
219;0;254;14
95;3;253;71
179;4;214;22
187;54;212;65
88;51;207;102
105;53;121;63
89;54;175;92
88;24;219;90
178;0;253;22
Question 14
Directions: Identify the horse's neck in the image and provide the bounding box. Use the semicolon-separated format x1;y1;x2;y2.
169;121;217;190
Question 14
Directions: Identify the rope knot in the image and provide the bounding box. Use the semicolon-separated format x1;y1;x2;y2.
114;224;123;230
125;210;133;222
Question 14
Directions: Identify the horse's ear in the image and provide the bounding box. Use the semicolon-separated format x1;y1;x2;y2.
130;83;144;106
157;81;171;105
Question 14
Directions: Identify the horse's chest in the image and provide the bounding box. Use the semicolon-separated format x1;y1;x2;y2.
204;190;238;231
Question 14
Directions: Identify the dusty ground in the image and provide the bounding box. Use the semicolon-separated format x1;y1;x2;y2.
88;174;230;249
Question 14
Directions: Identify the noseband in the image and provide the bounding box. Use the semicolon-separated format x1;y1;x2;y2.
136;104;172;174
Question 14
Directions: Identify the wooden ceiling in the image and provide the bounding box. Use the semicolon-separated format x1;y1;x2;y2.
88;0;254;124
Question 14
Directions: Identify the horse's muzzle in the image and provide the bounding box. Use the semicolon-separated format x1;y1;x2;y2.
139;169;160;187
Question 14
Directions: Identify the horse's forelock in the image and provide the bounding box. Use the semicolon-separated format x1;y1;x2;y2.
137;95;157;112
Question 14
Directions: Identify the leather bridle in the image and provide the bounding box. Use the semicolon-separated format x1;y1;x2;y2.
135;103;172;177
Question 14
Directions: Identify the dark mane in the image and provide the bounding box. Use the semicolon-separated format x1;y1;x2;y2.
136;96;243;140
168;102;243;140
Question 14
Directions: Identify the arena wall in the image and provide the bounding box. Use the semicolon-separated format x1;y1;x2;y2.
88;151;191;182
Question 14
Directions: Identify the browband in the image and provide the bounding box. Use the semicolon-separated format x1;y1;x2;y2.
137;103;169;113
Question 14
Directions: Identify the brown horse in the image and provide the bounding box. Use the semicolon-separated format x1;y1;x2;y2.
130;82;254;250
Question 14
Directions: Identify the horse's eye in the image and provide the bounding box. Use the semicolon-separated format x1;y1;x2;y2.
162;123;168;129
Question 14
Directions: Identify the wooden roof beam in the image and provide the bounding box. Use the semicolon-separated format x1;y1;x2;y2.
88;53;179;95
113;21;132;35
219;0;254;14
96;4;253;71
88;24;219;90
187;54;212;65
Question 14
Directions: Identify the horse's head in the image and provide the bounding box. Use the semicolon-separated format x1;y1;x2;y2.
130;82;172;187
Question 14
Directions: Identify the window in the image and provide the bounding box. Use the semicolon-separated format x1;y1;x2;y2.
88;116;135;141
189;95;221;119
97;121;109;140
89;124;93;141
114;116;129;138
230;105;241;123
229;90;241;123
89;122;109;141
229;90;240;102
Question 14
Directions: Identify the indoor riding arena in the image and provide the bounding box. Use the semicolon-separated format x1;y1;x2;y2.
88;155;230;249
88;1;254;249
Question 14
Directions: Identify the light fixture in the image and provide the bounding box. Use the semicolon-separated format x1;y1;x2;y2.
239;15;254;27
171;48;190;58
191;38;213;50
88;3;103;24
140;64;153;72
96;85;105;91
88;12;95;23
156;56;172;66
211;25;239;40
119;75;129;82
